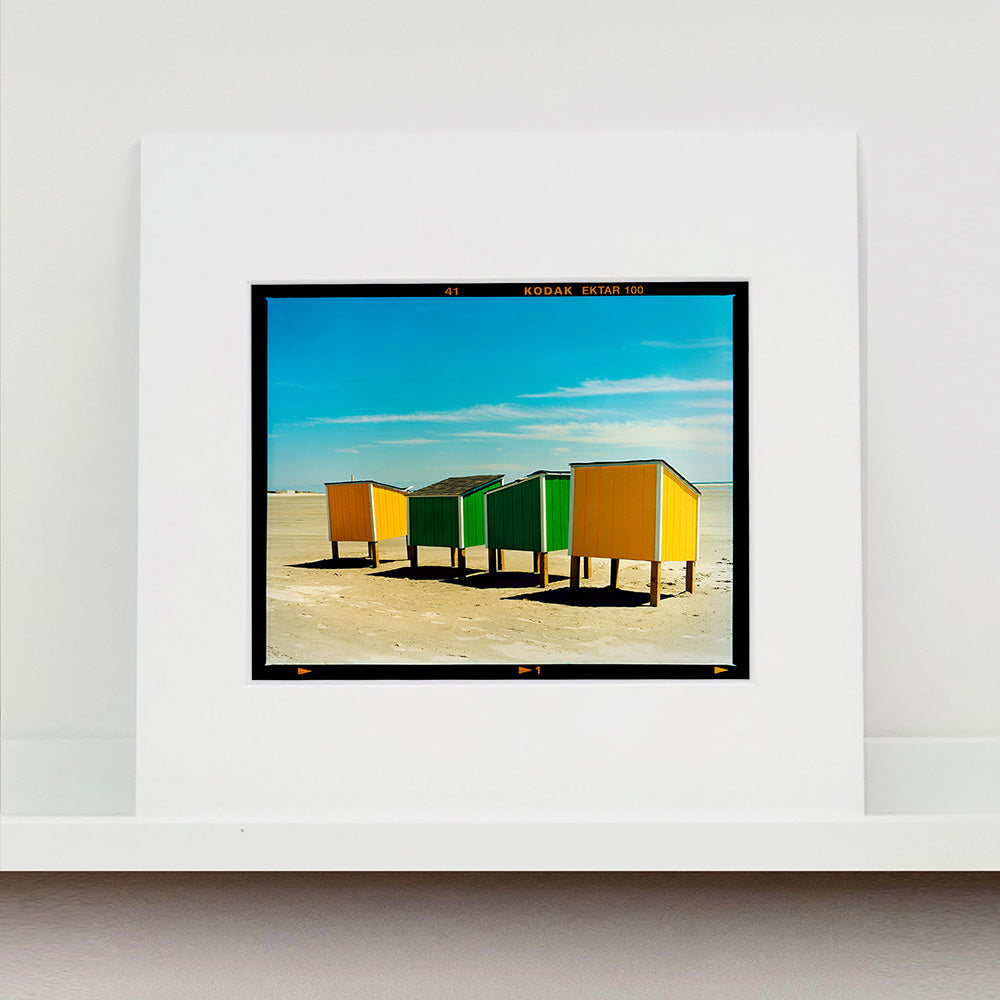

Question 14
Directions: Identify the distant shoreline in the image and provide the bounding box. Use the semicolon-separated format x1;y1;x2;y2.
269;482;734;494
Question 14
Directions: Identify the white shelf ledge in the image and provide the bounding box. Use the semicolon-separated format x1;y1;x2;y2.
3;816;999;871
4;738;999;869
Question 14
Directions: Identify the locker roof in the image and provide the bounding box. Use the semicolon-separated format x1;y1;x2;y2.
408;474;504;498
324;480;409;494
491;470;570;493
568;459;701;495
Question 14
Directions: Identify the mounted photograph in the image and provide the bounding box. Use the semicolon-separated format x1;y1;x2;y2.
254;281;747;680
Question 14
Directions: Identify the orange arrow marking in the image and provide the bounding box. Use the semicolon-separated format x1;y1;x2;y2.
297;668;312;675
714;666;728;675
518;666;532;674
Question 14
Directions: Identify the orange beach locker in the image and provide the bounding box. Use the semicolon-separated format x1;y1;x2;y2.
324;480;408;567
568;459;700;606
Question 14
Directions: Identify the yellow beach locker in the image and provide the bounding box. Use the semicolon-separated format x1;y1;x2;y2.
568;459;700;606
324;480;408;567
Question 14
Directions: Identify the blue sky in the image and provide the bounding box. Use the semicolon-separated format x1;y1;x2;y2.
267;293;734;491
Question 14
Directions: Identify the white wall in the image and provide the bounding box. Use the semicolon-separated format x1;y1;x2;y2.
3;2;999;741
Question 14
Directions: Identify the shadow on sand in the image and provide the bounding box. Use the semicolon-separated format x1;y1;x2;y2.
371;566;575;590
369;563;671;608
504;585;672;608
371;564;474;582
444;571;569;590
289;557;404;570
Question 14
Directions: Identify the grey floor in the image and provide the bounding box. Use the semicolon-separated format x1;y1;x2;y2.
2;873;998;998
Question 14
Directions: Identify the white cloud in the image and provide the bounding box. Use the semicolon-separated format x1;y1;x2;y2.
518;375;732;398
673;414;733;426
333;447;361;454
306;402;590;425
682;398;734;409
375;438;440;445
640;339;732;349
454;415;733;452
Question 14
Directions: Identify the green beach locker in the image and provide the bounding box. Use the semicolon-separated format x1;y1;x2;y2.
406;474;504;572
484;471;570;586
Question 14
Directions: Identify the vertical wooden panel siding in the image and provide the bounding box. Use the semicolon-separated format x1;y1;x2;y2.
544;476;570;552
661;472;699;561
372;486;408;541
461;481;502;548
486;478;540;552
326;483;375;541
571;464;657;560
408;496;460;547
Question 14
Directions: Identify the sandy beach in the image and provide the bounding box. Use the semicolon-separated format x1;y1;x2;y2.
265;486;733;666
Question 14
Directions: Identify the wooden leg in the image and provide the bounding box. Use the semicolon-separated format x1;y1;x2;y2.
570;555;581;589
450;547;457;568
685;560;696;593
532;551;539;573
609;558;620;589
488;548;497;574
331;541;340;561
408;544;417;569
458;548;467;574
498;549;505;570
368;541;379;568
583;556;591;579
650;561;662;607
539;551;549;587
